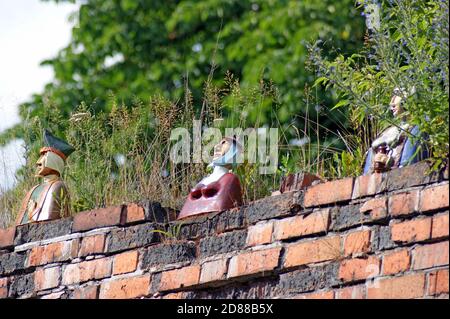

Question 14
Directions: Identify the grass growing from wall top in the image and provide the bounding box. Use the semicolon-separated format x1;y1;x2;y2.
0;73;359;228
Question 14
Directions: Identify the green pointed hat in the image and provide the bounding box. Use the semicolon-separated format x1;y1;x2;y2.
40;129;75;161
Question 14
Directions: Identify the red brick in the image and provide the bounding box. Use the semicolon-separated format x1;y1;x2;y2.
162;292;188;299
352;173;382;199
428;269;449;295
304;177;354;207
339;256;380;282
412;241;449;270
419;184;449;212
99;275;150;299
35;267;60;291
62;258;112;285
0;226;16;249
432;213;449;239
113;250;138;275
0;277;8;298
284;236;341;267
382;249;410;275
273;209;330;241
344;230;371;256
71;285;99;299
359;197;387;220
367;273;425;299
336;285;366;299
228;247;281;278
28;240;76;266
126;203;145;224
246;222;273;247
159;265;200;292
73;206;124;232
200;258;228;284
293;291;334;299
78;234;105;257
40;292;64;299
391;218;432;243
388;191;419;216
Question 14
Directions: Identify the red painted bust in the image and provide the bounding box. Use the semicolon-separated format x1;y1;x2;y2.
177;137;243;220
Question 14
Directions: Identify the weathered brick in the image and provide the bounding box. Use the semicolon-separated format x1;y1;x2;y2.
28;240;76;266
0;226;16;249
125;203;146;224
304;177;353;207
273;209;330;241
0;252;26;275
388;191;419;216
382;249;410;275
71;285;99;299
391;218;432;243
113;250;138;275
336;285;366;299
73;206;124;232
40;291;65;299
78;234;105;257
245;192;298;224
107;223;159;253
213;208;247;233
141;201;171;223
228;247;281;279
339;256;380;282
428;269;449;295
344;230;371;256
352;173;382;199
142;242;196;269
432;213;449;239
279;263;339;294
419;184;449;212
199;230;247;257
35;266;60;291
372;226;395;251
246;222;273;247
158;265;200;292
412;241;449;270
293;290;334;299
8;273;34;298
359;197;387;221
284;236;341;268
199;258;228;284
382;161;438;192
367;273;425;299
0;277;8;298
14;218;72;245
99;275;150;299
62;258;112;285
331;204;369;231
162;292;188;299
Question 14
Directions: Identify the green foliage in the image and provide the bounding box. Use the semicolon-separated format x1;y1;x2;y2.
0;0;365;150
308;0;449;171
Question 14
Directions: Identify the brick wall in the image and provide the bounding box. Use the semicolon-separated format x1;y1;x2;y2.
0;161;448;299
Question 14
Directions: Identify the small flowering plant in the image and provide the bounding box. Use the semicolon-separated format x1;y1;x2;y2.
308;0;449;172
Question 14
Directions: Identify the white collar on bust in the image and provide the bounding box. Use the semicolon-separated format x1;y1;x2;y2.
198;165;229;186
43;174;60;183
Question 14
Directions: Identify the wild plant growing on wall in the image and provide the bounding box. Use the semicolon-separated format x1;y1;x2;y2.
308;0;449;173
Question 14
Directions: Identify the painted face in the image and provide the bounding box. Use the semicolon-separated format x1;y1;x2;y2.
389;94;403;117
213;138;232;161
35;152;59;177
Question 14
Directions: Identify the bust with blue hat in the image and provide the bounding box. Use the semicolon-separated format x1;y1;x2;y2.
177;136;244;220
16;129;75;225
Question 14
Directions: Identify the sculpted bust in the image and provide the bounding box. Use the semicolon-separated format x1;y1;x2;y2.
363;88;429;174
177;136;243;220
15;129;75;225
